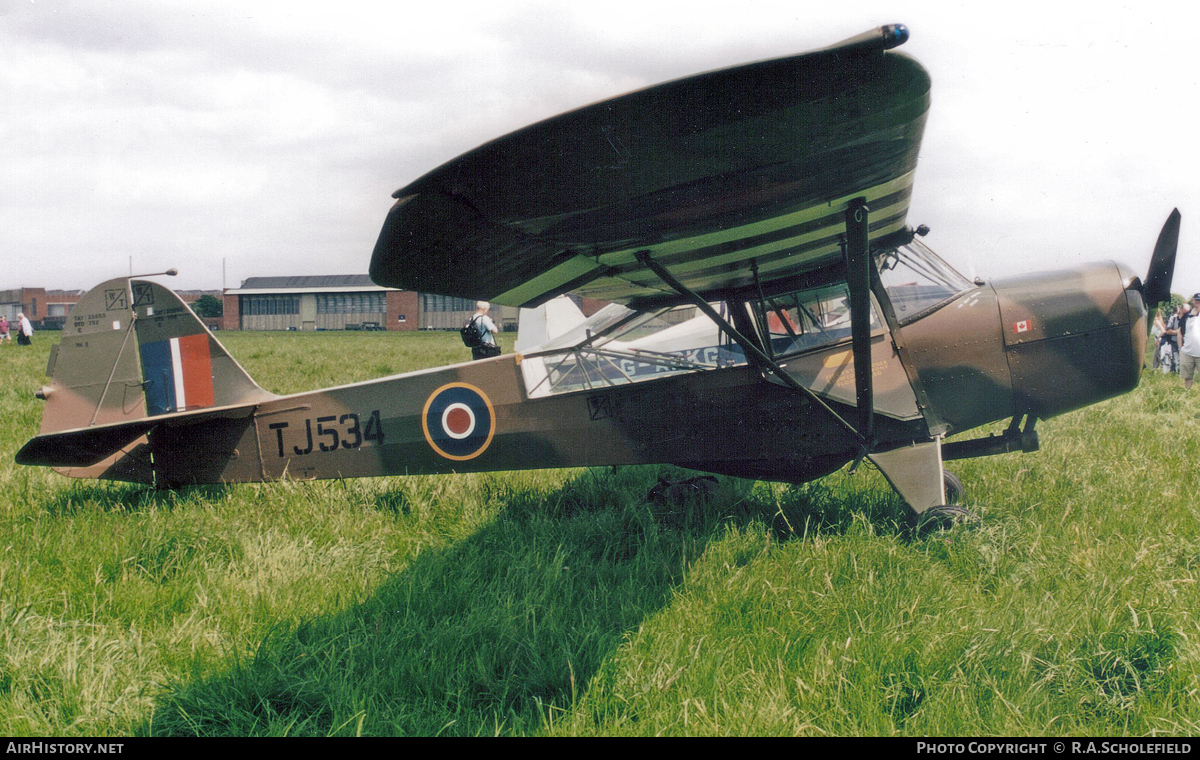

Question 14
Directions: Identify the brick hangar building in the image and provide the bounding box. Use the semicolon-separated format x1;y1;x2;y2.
3;287;224;331
222;275;518;332
0;287;83;330
6;275;598;334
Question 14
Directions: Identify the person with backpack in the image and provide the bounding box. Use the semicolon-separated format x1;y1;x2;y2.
1162;304;1186;374
462;301;500;360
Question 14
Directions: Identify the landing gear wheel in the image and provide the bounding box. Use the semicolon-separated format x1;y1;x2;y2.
909;504;979;533
943;470;964;505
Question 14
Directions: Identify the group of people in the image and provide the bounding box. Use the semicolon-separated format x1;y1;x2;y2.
1153;294;1200;389
0;313;33;346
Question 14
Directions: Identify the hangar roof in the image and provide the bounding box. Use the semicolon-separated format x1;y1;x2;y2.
227;275;399;294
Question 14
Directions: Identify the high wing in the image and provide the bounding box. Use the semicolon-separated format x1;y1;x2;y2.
369;25;929;309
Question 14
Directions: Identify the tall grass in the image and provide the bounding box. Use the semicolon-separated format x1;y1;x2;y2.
1;331;1198;735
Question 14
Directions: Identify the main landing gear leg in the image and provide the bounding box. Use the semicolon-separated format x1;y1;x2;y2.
867;438;977;531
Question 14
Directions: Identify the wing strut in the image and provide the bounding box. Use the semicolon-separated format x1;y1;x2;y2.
634;252;866;447
844;197;875;448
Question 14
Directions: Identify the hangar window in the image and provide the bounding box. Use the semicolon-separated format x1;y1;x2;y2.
241;295;299;316
421;295;474;312
317;292;386;314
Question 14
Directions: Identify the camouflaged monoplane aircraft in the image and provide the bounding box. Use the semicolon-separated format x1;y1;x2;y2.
15;25;1182;526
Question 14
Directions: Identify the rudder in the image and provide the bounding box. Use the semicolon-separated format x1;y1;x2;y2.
38;277;273;436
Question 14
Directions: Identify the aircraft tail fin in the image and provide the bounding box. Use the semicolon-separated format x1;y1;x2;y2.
34;277;274;438
515;295;587;353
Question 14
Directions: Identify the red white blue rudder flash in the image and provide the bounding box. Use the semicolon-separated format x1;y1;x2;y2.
139;334;215;415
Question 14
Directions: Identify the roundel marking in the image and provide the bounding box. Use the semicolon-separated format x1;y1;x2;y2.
442;403;476;439
421;383;496;460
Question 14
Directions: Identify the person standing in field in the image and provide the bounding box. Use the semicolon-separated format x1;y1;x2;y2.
468;301;500;360
1151;309;1166;369
1179;294;1200;390
0;315;9;344
1162;304;1186;373
16;312;33;347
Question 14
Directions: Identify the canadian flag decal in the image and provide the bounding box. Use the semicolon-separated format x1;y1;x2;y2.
1014;320;1031;334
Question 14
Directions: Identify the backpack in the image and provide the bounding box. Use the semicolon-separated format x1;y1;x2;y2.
460;315;484;348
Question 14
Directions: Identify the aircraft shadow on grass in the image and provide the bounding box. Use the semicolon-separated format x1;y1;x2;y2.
41;483;232;517
136;467;910;736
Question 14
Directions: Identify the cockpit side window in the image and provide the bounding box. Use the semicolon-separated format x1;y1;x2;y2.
875;239;973;322
757;281;879;358
519;303;748;398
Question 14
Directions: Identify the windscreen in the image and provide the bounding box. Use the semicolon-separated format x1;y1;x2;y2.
875;239;973;321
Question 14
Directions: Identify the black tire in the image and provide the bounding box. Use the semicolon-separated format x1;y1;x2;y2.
909;504;979;533
943;470;964;505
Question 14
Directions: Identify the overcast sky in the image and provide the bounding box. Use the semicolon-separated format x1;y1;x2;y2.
3;0;1198;299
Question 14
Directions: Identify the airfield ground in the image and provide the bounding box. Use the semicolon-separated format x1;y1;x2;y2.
1;330;1199;736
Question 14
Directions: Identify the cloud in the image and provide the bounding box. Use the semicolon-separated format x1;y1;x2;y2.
1;0;1197;296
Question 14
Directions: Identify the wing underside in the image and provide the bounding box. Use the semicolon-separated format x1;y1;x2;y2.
370;27;930;309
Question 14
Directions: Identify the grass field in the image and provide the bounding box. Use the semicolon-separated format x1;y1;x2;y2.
2;329;1199;736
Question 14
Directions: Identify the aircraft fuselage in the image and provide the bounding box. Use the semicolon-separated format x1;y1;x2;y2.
50;257;1146;492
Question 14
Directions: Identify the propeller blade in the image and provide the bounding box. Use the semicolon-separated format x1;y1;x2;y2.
1142;208;1181;306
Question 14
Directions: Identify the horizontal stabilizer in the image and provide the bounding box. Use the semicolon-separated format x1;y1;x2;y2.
17;403;258;468
16;421;156;468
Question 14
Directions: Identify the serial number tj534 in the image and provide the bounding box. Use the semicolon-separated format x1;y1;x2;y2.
267;411;386;457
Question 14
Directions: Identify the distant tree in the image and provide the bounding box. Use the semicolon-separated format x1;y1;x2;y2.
192;295;223;318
